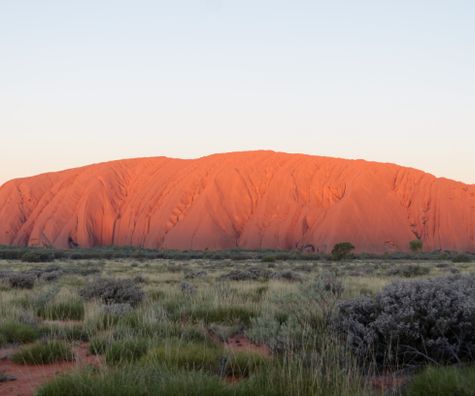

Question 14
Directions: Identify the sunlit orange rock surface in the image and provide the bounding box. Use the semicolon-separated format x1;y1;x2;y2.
0;151;474;253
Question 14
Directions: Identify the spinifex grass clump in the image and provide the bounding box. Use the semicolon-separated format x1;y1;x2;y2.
238;342;365;396
223;351;268;377
314;270;344;297
11;341;74;364
38;339;366;396
186;305;257;325
36;365;236;396
247;272;345;354
246;314;310;354
334;274;475;367
146;341;271;377
37;300;85;321
0;321;40;345
42;323;89;342
79;277;144;306
105;338;149;365
405;365;475;396
145;341;223;372
89;335;112;355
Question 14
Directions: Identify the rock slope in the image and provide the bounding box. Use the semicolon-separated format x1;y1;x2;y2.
0;151;474;253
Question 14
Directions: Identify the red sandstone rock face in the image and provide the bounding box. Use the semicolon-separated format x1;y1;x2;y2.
0;151;474;253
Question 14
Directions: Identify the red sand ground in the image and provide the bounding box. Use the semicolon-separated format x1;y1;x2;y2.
1;151;474;253
0;343;101;396
224;335;272;358
370;373;409;394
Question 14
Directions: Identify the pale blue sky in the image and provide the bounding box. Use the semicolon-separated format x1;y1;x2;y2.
1;0;474;185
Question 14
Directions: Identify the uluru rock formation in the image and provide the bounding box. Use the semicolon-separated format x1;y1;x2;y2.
0;151;474;253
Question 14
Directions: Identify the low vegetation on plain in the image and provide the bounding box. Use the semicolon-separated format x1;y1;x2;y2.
0;245;474;395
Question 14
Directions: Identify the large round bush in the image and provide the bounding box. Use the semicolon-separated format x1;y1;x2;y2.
334;274;475;366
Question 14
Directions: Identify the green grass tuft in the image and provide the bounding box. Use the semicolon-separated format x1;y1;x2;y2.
406;365;475;396
0;321;40;345
105;338;149;365
224;351;268;377
37;365;236;396
11;341;74;365
37;300;85;321
41;323;90;341
145;341;223;372
89;335;111;355
186;306;257;325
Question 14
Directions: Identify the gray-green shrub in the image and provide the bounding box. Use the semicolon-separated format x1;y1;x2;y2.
334;274;475;367
386;264;430;277
79;278;144;306
452;254;472;263
8;273;35;289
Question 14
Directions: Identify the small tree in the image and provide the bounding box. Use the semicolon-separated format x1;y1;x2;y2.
409;239;423;253
331;242;355;261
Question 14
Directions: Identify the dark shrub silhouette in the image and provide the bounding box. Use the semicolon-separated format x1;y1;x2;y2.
331;242;355;261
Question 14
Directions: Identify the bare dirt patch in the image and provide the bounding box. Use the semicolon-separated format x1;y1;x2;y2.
224;335;271;358
369;373;408;394
0;342;102;396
